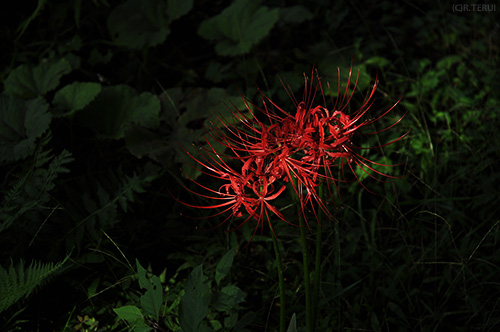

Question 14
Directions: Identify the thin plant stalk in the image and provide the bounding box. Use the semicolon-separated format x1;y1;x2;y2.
299;213;312;332
312;183;324;329
272;232;286;332
292;176;313;332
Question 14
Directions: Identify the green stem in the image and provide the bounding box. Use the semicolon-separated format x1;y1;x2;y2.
272;233;286;332
312;183;324;329
291;176;313;332
299;211;312;332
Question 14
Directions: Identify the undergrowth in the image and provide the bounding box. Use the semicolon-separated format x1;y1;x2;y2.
0;0;498;331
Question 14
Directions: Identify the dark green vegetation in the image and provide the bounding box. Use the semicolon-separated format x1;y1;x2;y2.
1;0;499;331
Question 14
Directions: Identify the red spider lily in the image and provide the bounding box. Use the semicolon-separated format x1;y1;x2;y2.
273;66;408;197
175;64;406;238
175;140;295;241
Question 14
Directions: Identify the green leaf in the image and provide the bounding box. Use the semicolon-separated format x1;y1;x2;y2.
124;126;168;162
78;85;160;139
371;312;381;331
365;56;390;68
140;275;162;322
198;0;279;56
136;260;163;321
108;0;170;49
388;302;409;325
0;95;51;163
52;82;102;117
205;62;233;83
213;285;245;312
134;327;153;332
3;58;72;99
279;5;313;23
167;0;193;21
286;313;297;332
436;54;462;70
0;149;73;233
234;311;256;330
0;255;70;313
113;305;150;331
151;87;251;179
215;248;235;286
113;305;143;321
136;259;149;290
179;265;210;332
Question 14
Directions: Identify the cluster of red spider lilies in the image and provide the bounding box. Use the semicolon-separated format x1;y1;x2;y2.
179;67;406;239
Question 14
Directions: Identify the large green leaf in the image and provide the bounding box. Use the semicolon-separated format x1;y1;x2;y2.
3;58;72;99
179;265;210;332
125;87;250;179
215;248;235;286
0;95;51;163
78;85;160;139
279;5;313;24
173;88;248;179
213;285;245;312
107;0;168;49
107;0;193;49
167;0;193;21
52;82;102;117
136;260;163;322
198;0;279;56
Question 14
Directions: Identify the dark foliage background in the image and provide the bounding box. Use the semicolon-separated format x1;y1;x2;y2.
0;0;499;331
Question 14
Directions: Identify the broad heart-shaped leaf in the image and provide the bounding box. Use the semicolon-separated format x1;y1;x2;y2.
0;95;51;163
108;0;170;49
135;260;163;322
52;82;102;117
3;58;72;99
78;85;160;139
179;265;210;332
198;0;279;56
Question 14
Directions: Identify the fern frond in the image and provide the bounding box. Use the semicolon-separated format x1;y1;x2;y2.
0;149;73;233
0;254;70;313
68;171;153;246
116;173;148;213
